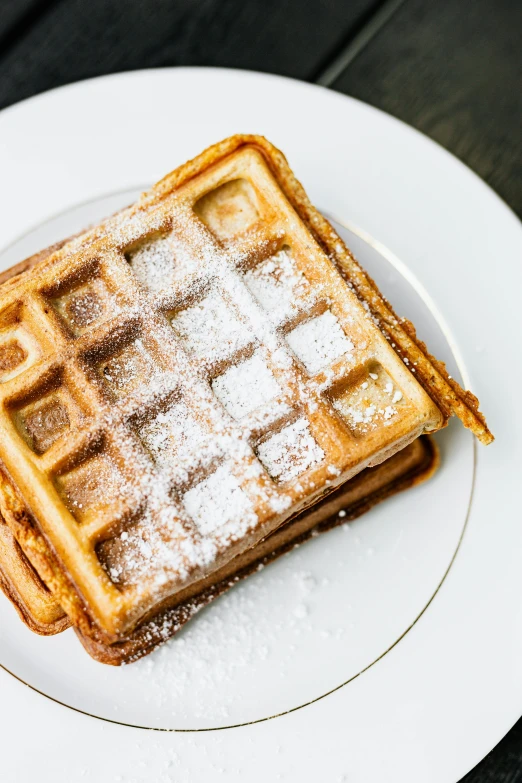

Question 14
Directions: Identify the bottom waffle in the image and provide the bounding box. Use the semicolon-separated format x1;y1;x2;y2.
77;435;438;664
0;518;68;634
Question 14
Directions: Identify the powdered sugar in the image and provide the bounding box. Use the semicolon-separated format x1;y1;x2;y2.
243;247;310;321
212;351;281;420
138;402;206;466
257;418;324;482
332;368;406;434
183;465;257;542
22;173;414;638
100;338;154;397
127;233;195;294
99;507;193;587
171;290;251;364
286;310;354;374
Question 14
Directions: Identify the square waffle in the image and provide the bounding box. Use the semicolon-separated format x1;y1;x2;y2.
0;135;491;645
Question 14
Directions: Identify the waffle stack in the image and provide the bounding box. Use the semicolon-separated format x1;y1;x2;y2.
0;135;491;664
0;435;438;660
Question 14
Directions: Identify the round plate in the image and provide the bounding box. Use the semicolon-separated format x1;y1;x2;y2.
0;68;520;782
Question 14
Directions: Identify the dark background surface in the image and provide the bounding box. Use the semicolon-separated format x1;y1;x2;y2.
1;0;520;779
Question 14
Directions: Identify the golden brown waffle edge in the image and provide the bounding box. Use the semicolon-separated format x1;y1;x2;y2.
0;519;68;635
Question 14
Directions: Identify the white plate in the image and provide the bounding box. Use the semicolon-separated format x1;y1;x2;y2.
0;68;520;782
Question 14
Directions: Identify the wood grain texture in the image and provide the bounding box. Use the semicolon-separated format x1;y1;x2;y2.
460;716;522;782
0;0;379;110
332;0;522;216
0;0;43;38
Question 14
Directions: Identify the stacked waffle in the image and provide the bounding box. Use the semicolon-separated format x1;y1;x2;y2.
0;136;491;664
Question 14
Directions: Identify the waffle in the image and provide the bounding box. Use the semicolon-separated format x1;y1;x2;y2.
0;435;437;651
0;135;490;646
0;517;68;634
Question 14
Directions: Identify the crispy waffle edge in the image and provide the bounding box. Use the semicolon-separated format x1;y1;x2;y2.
0;522;68;635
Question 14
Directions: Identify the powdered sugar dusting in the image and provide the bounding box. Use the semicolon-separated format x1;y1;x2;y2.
332;367;407;435
212;351;281;420
138;402;206;466
183;465;257;542
94;213;336;602
171;290;251;364
287;310;354;374
127;233;195;294
123;540;354;724
100;338;153;396
99;508;194;587
21;172;415;636
243;246;310;321
257;418;324;482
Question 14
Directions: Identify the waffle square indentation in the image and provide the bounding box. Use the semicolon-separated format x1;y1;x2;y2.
331;365;407;436
286;310;354;374
51;277;118;337
0;328;39;383
98;338;154;398
212;351;281;420
183;465;257;541
170;290;251;364
244;246;309;321
56;451;127;524
194;179;260;239
257;418;324;482
16;392;70;454
96;506;194;587
138;401;206;468
126;233;196;295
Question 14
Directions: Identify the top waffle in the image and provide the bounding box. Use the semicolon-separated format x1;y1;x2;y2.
0;135;491;641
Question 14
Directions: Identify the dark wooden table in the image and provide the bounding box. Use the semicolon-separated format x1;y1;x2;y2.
1;0;520;779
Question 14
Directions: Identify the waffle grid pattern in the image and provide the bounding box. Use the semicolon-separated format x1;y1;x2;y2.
0;147;440;634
